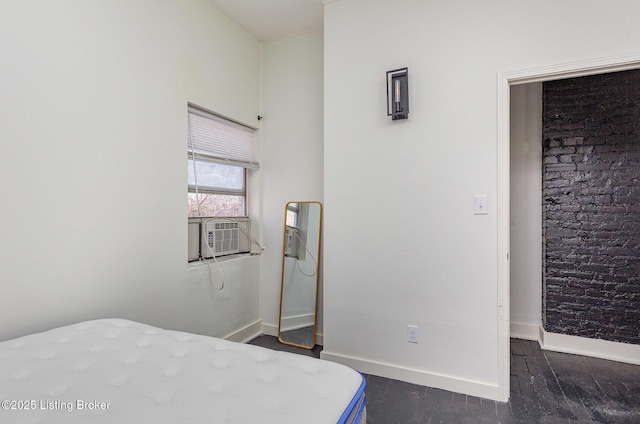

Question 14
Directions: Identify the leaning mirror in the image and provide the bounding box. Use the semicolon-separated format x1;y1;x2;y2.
278;201;322;349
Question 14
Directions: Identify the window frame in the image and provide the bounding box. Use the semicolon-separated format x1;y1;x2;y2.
187;104;258;261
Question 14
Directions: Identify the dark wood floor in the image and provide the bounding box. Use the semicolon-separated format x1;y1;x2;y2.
249;336;640;424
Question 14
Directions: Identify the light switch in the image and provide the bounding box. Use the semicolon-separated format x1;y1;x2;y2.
474;195;488;215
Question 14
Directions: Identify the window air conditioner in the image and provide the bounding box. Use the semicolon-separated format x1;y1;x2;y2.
284;225;299;258
203;218;251;259
188;217;251;261
205;220;239;256
188;220;201;261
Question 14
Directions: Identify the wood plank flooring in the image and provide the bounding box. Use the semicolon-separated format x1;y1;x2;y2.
249;336;640;423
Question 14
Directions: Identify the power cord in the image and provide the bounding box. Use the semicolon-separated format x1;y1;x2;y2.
200;217;265;291
292;230;318;278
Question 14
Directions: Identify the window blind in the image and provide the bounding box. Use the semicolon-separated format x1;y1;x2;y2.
188;107;259;169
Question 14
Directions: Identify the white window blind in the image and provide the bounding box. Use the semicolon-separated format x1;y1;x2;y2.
187;107;259;169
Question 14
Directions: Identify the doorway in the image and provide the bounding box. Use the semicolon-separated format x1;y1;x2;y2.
496;53;640;402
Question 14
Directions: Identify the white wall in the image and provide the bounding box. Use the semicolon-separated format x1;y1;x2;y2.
0;0;262;341
322;0;640;400
510;83;543;339
259;30;325;337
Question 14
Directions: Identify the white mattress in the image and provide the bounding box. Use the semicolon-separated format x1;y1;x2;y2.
0;319;366;424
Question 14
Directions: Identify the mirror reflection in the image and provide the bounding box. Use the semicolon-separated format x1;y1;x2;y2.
278;202;322;349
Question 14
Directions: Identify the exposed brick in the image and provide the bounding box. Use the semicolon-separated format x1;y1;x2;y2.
542;69;640;345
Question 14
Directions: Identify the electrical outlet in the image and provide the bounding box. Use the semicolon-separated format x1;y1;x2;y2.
473;194;488;215
407;325;419;343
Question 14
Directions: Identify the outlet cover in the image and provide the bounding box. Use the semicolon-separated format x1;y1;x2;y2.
473;194;489;215
407;325;419;343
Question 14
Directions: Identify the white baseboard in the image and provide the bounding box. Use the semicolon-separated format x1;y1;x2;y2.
320;351;502;401
262;322;279;337
540;328;640;366
510;322;540;341
262;322;323;346
223;319;263;343
510;323;639;366
279;313;315;332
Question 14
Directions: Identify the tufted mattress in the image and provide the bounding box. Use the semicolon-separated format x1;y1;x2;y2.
0;319;366;424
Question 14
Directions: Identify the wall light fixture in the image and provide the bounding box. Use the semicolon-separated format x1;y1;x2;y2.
386;67;409;120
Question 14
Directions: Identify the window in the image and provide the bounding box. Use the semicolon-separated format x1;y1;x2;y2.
187;105;258;217
285;203;300;259
187;160;245;217
286;202;299;228
187;105;258;261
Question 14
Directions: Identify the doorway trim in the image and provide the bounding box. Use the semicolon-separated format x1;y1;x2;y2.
496;51;640;402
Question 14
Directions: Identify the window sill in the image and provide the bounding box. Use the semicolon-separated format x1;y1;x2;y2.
187;252;260;268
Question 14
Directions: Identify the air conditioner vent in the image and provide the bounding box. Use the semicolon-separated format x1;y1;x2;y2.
207;221;240;256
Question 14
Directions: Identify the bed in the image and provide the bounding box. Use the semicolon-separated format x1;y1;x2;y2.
0;319;366;424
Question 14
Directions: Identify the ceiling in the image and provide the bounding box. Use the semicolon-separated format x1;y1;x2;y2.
208;0;324;41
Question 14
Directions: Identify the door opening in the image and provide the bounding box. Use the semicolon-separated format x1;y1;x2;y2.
497;53;640;402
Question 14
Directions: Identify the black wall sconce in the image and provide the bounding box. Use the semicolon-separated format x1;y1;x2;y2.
386;67;409;120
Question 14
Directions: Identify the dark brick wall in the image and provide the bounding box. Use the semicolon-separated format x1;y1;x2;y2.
542;69;640;345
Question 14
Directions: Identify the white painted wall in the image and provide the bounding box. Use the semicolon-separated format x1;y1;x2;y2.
259;31;325;337
510;83;543;340
0;0;262;341
322;0;640;400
